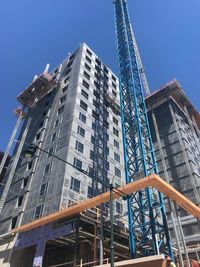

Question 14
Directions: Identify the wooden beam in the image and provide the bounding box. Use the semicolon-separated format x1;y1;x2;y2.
12;174;200;233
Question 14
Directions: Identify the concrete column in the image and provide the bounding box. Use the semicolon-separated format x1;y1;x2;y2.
32;227;46;267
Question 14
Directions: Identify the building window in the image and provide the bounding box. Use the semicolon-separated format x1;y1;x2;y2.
70;177;80;193
51;133;56;141
86;49;92;56
105;161;110;170
85;63;91;72
81;89;89;100
65;68;71;76
83;71;90;80
112;75;116;82
106;146;109;155
62;85;68;93
114;152;120;162
115;167;121;178
114;139;119;149
85;56;92;64
35;132;41;141
90;150;96;160
34;204;44;219
80;100;88;111
113;127;119;137
11;216;18;229
18;196;23;207
92;122;97;131
58;106;64;115
75;140;84;153
112;90;117;97
88;186;93;198
91;135;95;144
54;119;59;128
44;163;51;175
39;182;48;195
116;202;122;213
27;161;33;170
60;95;66;103
23;177;28;188
64;77;70;84
48;147;54;157
77;126;85;137
73;157;82;169
95;58;101;65
112;82;117;89
82;79;89;89
113;117;118;125
79;112;86;123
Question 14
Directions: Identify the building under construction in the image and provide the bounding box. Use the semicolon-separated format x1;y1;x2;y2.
0;43;199;266
0;0;200;266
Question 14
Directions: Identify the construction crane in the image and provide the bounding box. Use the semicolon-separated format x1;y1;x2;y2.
112;0;173;259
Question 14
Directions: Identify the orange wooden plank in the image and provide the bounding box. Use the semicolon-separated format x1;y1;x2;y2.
12;174;200;233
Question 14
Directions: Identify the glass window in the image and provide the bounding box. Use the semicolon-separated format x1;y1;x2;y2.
90;150;96;160
83;71;90;80
58;106;64;115
62;85;68;93
116;202;122;213
85;56;92;64
85;63;91;72
73;157;82;169
39;182;48;195
113;127;119;137
115;167;121;178
82;79;89;89
75;140;84;153
114;152;120;163
91;135;95;144
79;112;86;123
112;75;116;82
80;100;88;111
44;163;51;174
11;216;18;229
86;49;92;56
77;126;85;137
81;89;89;100
34;204;44;219
18;196;23;207
105;161;109;170
113;117;118;125
88;186;93;198
114;139;119;149
70;177;80;193
112;82;117;89
23;177;28;188
51;133;56;141
27;161;33;170
54;119;59;128
112;90;117;97
48;147;54;157
60;95;66;103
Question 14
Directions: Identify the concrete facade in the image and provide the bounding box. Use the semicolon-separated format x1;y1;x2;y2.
0;43;125;235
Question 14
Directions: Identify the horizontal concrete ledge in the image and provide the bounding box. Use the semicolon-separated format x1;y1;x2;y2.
94;255;171;267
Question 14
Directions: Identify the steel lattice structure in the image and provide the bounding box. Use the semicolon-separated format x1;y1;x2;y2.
113;0;173;259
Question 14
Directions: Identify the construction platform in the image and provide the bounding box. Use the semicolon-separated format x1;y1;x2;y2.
17;71;56;107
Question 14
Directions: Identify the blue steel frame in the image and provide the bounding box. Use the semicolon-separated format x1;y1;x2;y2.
113;0;173;259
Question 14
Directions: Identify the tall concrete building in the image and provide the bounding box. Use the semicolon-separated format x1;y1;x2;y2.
146;80;200;256
0;43;125;233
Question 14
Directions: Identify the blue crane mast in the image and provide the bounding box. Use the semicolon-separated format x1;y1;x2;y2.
112;0;173;259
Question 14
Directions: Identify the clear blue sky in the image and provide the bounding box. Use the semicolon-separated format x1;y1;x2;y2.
0;0;199;151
